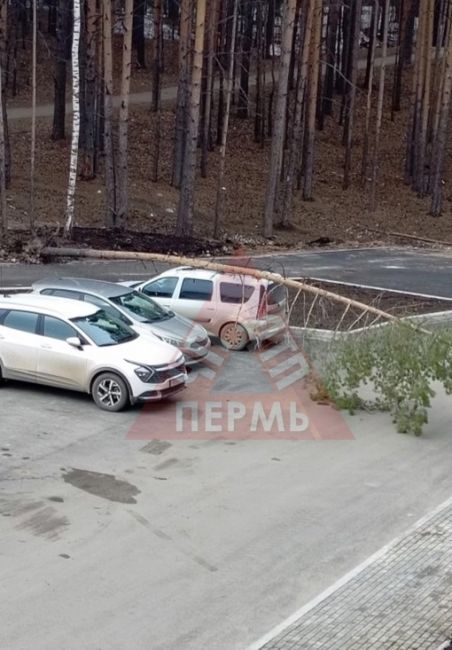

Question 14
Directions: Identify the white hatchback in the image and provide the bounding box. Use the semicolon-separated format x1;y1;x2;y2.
0;294;186;411
126;267;289;350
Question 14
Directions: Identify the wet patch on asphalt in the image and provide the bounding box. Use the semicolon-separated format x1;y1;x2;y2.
63;468;140;504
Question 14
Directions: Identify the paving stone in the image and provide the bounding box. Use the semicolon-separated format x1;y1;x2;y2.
259;505;452;649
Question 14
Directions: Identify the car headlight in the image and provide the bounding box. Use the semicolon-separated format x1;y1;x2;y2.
126;360;155;383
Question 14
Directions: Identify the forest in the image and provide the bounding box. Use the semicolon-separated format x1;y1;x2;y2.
0;0;451;252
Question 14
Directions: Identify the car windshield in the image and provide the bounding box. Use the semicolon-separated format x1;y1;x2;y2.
110;291;171;323
72;309;138;346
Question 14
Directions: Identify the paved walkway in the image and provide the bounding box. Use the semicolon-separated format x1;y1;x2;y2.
248;498;452;650
6;54;398;122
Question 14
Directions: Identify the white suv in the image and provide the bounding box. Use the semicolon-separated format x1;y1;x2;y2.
0;295;186;411
126;267;289;350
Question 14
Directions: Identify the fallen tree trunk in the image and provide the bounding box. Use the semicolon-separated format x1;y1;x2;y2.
41;246;422;329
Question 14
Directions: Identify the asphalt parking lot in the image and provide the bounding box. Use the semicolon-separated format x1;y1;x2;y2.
2;339;452;650
3;249;452;648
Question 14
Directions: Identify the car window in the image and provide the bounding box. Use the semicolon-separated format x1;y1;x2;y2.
110;291;169;323
43;316;78;341
82;294;132;325
72;309;137;347
143;277;178;298
42;288;83;301
179;278;213;301
219;282;255;304
267;282;288;305
2;310;39;334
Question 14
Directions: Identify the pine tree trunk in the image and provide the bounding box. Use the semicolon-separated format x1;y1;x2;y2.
414;0;434;195
132;0;146;67
200;0;219;177
262;0;297;238
52;0;71;140
0;59;6;242
364;0;377;90
265;0;275;59
237;0;253;118
0;0;10;187
431;9;452;216
103;0;116;226
254;0;264;142
370;0;389;210
81;0;97;180
115;0;133;228
151;0;162;181
323;0;339;117
48;0;58;35
30;0;37;230
392;0;408;112
361;0;378;183
176;0;207;236
213;0;238;236
64;0;81;235
172;0;192;188
342;0;362;190
302;0;322;200
281;0;314;225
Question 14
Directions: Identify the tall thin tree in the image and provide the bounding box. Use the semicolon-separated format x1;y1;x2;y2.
30;0;37;231
370;0;389;210
176;0;207;235
214;0;239;237
64;0;81;235
103;0;116;226
115;0;134;227
262;0;297;238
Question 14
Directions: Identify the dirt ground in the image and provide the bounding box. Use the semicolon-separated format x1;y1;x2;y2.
289;280;452;330
3;25;452;255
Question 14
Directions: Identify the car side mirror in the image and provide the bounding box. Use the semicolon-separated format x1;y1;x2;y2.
66;336;83;349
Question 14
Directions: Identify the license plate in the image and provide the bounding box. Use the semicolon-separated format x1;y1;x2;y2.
169;377;183;388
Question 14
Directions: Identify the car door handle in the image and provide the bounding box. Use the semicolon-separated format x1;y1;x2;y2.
40;344;52;350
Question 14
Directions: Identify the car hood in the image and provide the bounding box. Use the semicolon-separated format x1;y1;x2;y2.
97;332;183;367
135;314;208;344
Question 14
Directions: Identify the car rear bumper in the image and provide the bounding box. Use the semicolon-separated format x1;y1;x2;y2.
245;317;288;342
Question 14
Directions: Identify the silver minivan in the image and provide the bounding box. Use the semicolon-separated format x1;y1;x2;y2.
32;278;211;365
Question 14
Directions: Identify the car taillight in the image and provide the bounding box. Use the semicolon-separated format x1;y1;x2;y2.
257;286;267;319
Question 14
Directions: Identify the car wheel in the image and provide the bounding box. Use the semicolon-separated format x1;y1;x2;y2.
219;322;250;351
91;372;129;412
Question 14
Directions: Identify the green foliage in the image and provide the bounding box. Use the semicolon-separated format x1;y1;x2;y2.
323;323;452;436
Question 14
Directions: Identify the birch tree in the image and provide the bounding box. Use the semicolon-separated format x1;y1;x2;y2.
64;0;81;235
